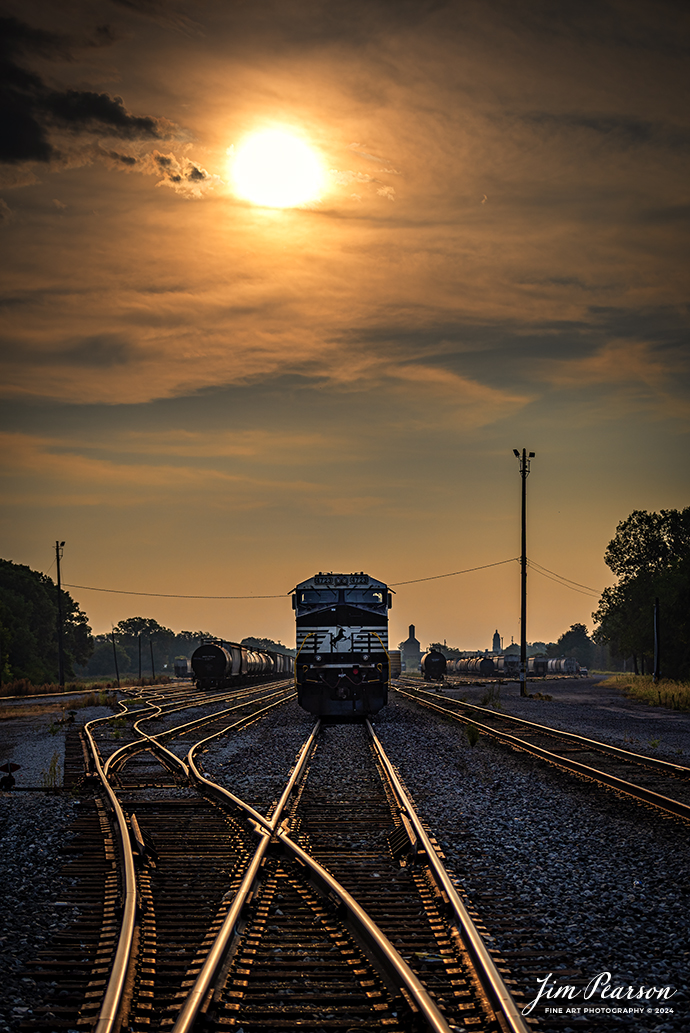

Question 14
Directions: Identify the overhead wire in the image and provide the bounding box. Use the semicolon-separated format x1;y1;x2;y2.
64;557;602;600
527;563;599;598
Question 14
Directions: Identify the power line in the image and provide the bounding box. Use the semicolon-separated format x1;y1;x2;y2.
389;558;519;587
64;556;602;600
528;560;599;594
527;563;599;598
64;584;286;600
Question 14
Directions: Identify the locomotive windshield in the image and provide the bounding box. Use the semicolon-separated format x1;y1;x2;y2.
343;588;385;606
298;589;338;605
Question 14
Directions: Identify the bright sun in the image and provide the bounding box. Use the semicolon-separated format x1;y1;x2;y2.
231;130;324;208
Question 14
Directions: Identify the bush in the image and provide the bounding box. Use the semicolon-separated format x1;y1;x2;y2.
601;674;690;711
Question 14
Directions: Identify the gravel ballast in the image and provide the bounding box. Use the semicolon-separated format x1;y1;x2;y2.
1;683;688;1033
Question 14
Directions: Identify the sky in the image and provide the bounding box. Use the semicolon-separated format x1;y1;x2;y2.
1;0;688;653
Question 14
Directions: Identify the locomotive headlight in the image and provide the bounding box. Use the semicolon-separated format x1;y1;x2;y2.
315;654;322;662
363;654;369;661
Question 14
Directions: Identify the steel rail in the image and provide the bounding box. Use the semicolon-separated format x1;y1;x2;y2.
82;713;139;1033
402;681;690;777
396;687;690;821
366;719;530;1033
102;687;294;774
170;720;321;1033
183;725;454;1033
90;689;294;1032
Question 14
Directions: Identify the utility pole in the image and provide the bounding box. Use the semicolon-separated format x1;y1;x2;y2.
513;450;535;697
653;597;660;684
111;629;120;688
55;540;66;688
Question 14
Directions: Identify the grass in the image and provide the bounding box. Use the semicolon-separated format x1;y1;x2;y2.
1;690;120;723
465;723;480;747
601;674;690;712
40;751;62;788
0;674;172;698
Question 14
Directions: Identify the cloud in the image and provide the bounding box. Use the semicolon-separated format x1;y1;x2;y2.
521;111;690;151
546;339;668;387
0;14;179;177
110;0;204;36
0;431;318;507
142;151;223;197
329;169;374;185
542;339;690;421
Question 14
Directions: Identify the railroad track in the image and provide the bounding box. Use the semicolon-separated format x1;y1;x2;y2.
20;693;532;1033
18;681;295;1033
394;680;690;821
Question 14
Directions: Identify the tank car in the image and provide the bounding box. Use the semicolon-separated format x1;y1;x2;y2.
191;640;293;690
292;572;391;717
421;650;447;681
547;657;579;675
450;657;497;677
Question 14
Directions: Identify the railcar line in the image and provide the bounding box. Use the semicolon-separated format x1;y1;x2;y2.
20;702;531;1033
394;679;690;821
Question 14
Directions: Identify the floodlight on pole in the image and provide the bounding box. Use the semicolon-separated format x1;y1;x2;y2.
513;450;535;697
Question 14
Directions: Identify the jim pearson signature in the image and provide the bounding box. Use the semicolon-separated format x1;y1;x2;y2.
523;971;677;1015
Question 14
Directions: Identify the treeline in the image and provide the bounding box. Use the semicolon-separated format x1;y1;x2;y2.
592;508;689;679
0;559;92;684
0;559;293;685
82;620;294;678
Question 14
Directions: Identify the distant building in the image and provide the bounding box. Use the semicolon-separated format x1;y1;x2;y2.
400;624;422;672
492;629;501;653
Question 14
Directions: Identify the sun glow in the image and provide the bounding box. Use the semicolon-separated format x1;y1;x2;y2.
231;130;324;208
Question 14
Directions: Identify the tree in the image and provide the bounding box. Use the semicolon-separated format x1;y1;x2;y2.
112;617;175;674
593;508;690;678
242;636;295;656
548;623;595;667
0;558;93;682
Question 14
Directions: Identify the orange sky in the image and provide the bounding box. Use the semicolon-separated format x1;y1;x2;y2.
1;0;688;652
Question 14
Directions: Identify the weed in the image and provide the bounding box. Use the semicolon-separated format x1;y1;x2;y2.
465;723;480;747
40;751;61;788
109;716;128;739
600;675;690;712
649;738;661;750
479;683;502;709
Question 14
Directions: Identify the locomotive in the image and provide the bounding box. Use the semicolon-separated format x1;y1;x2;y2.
292;572;392;717
421;650;447;681
191;640;293;690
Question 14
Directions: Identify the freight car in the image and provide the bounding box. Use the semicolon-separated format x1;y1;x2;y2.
547;657;579;675
421;650;447;681
191;640;294;690
292;572;391;717
173;657;192;679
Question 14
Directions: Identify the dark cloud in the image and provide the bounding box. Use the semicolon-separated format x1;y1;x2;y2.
61;334;133;368
143;151;221;197
0;15;175;166
522;111;690;149
110;0;204;36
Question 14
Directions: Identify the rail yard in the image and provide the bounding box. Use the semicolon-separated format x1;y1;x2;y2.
1;676;688;1033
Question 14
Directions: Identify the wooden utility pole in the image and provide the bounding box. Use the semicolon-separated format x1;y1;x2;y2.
513;450;535;697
